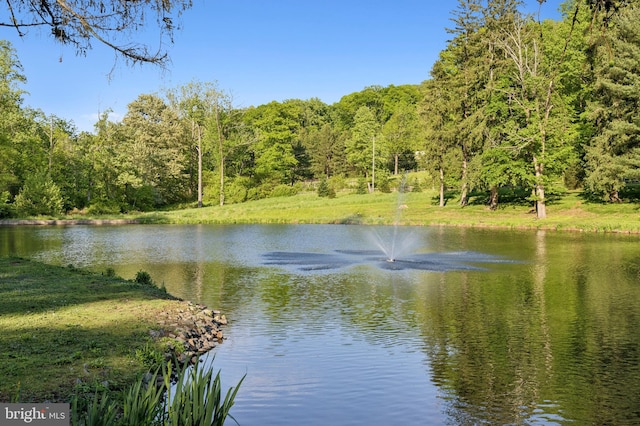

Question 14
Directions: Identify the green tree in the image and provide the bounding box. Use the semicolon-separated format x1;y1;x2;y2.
583;5;640;201
345;106;378;191
120;94;189;209
245;101;306;188
305;123;343;178
445;0;484;206
316;177;335;198
418;80;458;207
498;15;574;218
381;102;420;175
334;86;386;131
167;81;238;207
0;40;26;197
85;111;126;211
470;0;523;209
14;172;63;216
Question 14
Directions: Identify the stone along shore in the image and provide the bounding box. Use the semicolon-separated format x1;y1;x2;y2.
151;301;228;364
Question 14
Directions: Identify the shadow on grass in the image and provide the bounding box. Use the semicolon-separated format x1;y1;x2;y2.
429;190;458;206
0;257;176;316
0;320;160;402
0;257;186;402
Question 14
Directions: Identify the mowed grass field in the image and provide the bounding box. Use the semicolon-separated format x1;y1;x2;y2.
135;189;640;234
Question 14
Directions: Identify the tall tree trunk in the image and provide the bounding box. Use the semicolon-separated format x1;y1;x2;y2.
609;189;621;203
219;156;225;206
196;123;203;208
394;153;399;175
214;102;226;206
460;152;468;207
48;117;54;176
439;166;445;207
534;156;546;219
489;186;499;210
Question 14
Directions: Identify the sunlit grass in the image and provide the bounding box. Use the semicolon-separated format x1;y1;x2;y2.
0;257;183;402
134;189;640;233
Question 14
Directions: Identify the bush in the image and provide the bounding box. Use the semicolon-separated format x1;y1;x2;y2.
103;267;117;278
270;184;298;198
86;200;122;215
0;191;14;218
376;169;392;193
317;178;336;198
126;185;157;212
133;270;154;286
328;175;347;192
411;178;423;193
224;178;249;204
14;173;64;217
355;178;368;194
246;183;274;201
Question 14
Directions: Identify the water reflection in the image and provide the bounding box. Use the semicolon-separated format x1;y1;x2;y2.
1;225;640;424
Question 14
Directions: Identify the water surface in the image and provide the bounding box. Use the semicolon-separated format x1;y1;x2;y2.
2;224;639;425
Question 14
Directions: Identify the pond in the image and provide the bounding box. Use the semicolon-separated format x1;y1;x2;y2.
1;224;640;425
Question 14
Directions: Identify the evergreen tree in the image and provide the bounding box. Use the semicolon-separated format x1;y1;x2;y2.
583;5;640;201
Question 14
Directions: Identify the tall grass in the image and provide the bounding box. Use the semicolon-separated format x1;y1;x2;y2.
71;358;244;426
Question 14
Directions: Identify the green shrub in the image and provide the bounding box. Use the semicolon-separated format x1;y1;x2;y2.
270;184;298;198
224;178;249;204
246;183;274;201
14;173;64;216
317;178;336;198
0;191;14;218
411;178;422;193
86;200;121;215
376;170;392;193
355;178;368;194
133;270;154;286
126;185;157;212
328;175;347;192
134;343;165;371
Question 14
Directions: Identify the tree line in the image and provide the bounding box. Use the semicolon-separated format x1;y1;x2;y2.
1;0;639;219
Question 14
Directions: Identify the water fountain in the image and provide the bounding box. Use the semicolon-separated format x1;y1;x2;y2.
263;176;516;272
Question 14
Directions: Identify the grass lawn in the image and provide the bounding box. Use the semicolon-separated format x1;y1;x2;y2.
0;257;186;402
133;190;640;233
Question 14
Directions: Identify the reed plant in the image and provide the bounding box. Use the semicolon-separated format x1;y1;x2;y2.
71;358;243;426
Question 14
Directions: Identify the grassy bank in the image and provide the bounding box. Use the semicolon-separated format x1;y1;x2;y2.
2;188;639;233
0;257;188;402
135;190;640;233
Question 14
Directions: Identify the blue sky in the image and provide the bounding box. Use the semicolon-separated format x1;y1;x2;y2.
4;0;564;133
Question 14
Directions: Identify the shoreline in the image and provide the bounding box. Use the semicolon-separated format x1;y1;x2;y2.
2;217;640;235
0;219;140;226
